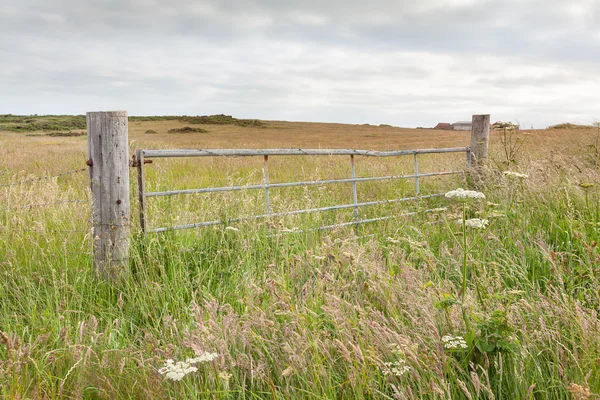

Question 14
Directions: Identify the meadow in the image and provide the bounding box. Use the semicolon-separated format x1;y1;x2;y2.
1;116;599;399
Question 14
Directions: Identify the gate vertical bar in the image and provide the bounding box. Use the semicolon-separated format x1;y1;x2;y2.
87;110;130;282
263;155;271;214
350;155;359;234
136;149;147;234
413;153;420;195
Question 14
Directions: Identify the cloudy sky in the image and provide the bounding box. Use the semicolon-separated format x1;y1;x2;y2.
1;0;599;128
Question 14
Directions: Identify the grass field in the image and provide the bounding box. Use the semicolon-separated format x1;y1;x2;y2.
1;116;600;399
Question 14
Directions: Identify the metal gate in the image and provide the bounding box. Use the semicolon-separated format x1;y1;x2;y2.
135;147;471;234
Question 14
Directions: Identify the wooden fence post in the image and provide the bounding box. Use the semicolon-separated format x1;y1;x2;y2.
87;111;130;281
470;114;490;166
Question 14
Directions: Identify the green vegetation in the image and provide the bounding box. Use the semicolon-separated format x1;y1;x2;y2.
181;114;265;127
1;131;600;398
0;114;265;134
548;122;592;129
0;114;86;132
168;126;209;134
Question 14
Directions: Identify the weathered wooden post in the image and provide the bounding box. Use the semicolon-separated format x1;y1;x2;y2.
470;114;490;166
87;111;130;281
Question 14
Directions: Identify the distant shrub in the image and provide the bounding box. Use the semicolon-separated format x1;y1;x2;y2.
181;114;265;127
0;115;86;132
492;121;520;130
145;130;158;134
168;127;209;134
45;131;86;137
548;123;592;129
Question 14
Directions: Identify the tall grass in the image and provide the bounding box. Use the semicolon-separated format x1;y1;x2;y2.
1;130;600;399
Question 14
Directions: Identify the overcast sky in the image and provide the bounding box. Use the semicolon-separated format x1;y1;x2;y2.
1;0;599;128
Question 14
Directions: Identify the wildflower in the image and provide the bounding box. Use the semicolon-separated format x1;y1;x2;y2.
381;360;411;377
219;371;232;380
445;188;485;200
158;352;218;382
486;202;500;207
186;352;218;363
225;226;239;232
458;218;489;229
442;335;468;350
503;171;528;179
487;211;505;219
158;359;198;381
579;182;595;189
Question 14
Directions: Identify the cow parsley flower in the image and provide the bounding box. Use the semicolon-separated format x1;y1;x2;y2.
442;335;468;349
158;359;198;381
503;171;528;179
186;352;218;363
459;218;489;229
381;360;411;377
445;188;486;200
219;371;232;380
158;352;218;381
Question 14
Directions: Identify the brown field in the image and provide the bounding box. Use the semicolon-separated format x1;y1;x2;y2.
1;118;594;176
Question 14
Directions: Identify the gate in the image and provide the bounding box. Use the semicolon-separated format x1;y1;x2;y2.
135;147;471;234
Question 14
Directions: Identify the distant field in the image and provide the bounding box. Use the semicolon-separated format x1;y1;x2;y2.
1;115;600;399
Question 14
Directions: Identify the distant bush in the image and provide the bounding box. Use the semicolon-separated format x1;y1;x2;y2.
168;127;209;134
548;123;592;129
0;114;86;132
181;114;265;127
145;130;158;134
492;121;520;130
46;131;86;137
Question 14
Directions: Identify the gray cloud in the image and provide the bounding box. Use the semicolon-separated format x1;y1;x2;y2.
1;0;599;128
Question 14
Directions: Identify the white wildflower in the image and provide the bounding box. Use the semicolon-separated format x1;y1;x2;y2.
503;171;528;179
186;352;218;364
225;226;240;232
381;360;411;377
158;359;198;381
458;218;489;229
487;211;506;219
442;335;468;350
158;352;218;382
219;371;232;380
445;188;486;200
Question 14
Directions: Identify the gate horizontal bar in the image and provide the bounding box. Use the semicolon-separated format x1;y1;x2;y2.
148;193;445;233
145;171;463;198
141;147;469;158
